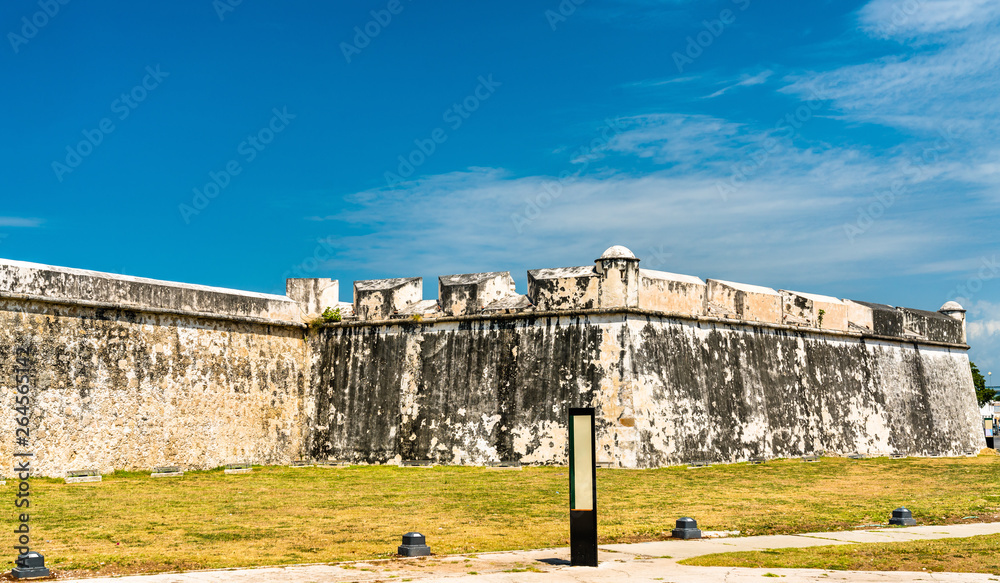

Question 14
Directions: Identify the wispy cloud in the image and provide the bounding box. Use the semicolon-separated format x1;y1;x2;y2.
596;114;746;168
859;0;1000;38
965;300;1000;370
784;36;1000;136
905;257;994;276
622;76;699;88
309;124;966;291
0;217;43;228
706;70;774;98
785;0;1000;140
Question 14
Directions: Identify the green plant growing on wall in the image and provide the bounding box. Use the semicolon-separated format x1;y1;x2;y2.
322;307;342;323
817;309;826;327
307;307;343;332
411;313;423;323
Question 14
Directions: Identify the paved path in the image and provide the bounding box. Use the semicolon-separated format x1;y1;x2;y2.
58;522;1000;583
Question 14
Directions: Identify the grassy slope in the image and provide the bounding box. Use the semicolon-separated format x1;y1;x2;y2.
6;456;1000;577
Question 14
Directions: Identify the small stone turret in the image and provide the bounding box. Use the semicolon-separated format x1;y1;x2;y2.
939;301;967;343
439;272;516;316
527;266;599;310
354;277;422;320
595;245;640;309
286;278;340;319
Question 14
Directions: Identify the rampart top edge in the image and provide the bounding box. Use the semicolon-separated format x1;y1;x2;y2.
0;246;969;346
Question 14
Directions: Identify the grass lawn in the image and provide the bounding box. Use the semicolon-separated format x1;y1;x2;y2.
6;455;1000;578
681;534;1000;575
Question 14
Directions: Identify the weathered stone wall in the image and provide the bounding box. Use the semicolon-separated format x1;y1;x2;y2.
0;260;310;477
308;313;985;468
0;300;308;477
0;247;985;476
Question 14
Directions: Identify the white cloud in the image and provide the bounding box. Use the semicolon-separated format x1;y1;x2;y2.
598;114;746;167
905;257;994;275
309;137;965;293
859;0;1000;38
622;76;699;88
790;36;1000;134
776;0;1000;229
965;299;1000;375
0;217;42;228
706;70;774;98
786;1;1000;139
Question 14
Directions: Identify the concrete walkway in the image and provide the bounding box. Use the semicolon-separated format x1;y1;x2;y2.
59;522;1000;583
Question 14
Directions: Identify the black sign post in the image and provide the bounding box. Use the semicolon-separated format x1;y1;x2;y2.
568;407;598;567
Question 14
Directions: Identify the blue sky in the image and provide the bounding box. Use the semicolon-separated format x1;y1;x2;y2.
2;0;999;374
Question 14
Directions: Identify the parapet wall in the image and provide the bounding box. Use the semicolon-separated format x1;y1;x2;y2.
0;248;983;475
330;245;967;347
0;259;303;323
0;248;968;347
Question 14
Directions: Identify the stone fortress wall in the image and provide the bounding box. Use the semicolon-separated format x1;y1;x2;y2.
0;247;984;476
0;260;309;477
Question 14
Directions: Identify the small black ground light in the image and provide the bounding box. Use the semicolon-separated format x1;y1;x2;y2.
672;517;702;539
398;532;431;557
889;507;917;526
12;551;49;579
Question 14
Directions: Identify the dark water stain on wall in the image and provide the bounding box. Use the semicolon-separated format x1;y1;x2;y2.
309;314;983;467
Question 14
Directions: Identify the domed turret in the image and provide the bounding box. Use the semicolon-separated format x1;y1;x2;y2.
938;301;966;343
594;245;640;308
598;245;636;260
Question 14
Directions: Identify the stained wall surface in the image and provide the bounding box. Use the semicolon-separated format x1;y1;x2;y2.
0;259;310;477
0;300;308;476
308;314;984;468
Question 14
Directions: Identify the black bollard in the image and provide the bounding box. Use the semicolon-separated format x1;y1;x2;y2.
12;552;50;579
397;532;431;557
672;517;702;540
889;507;917;526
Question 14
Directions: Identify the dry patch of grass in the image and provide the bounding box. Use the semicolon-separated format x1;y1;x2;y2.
1;455;998;578
681;534;1000;575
